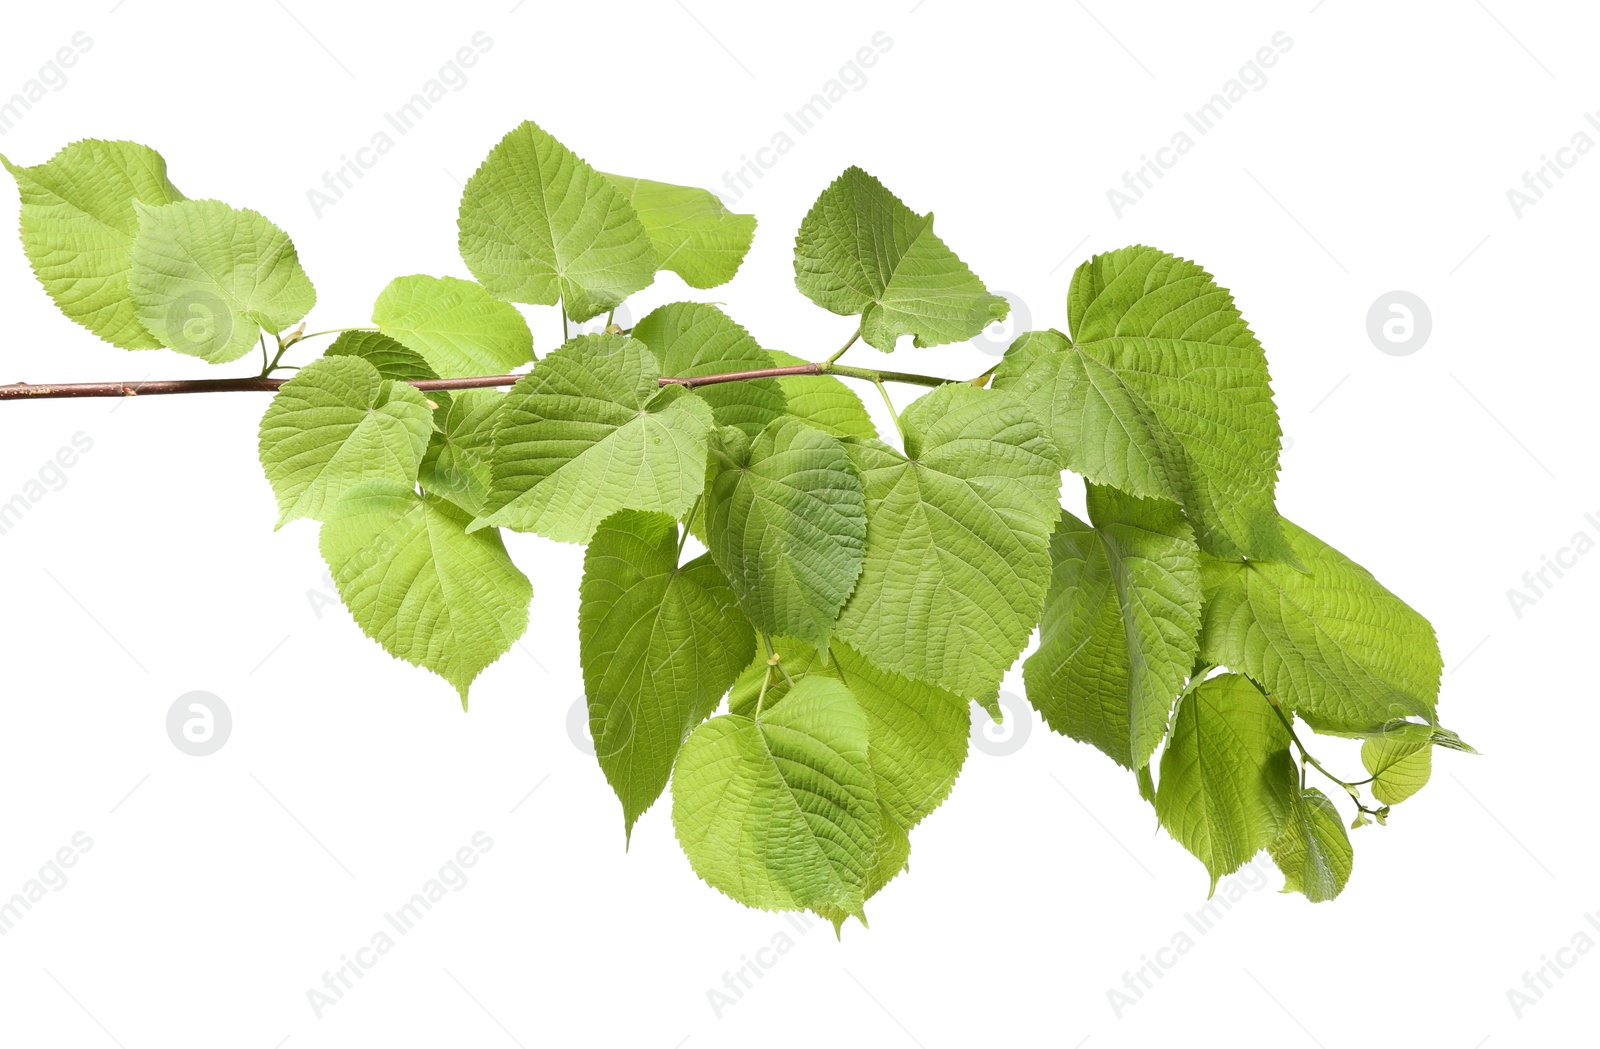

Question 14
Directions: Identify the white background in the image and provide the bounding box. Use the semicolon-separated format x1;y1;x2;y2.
0;1;1594;1045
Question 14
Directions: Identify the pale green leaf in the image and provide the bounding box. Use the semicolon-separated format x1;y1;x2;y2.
372;274;533;377
1360;735;1433;806
793;167;1008;351
1;139;184;349
830;642;969;830
1155;673;1297;892
324;329;439;383
1270;787;1354;902
726;637;821;718
834;383;1060;697
419;389;502;516
478;333;714;543
1200;518;1442;734
257;355;433;526
128;199;315;363
579;511;754;837
632;302;785;437
457;121;655;321
768;350;877;439
728;640;969;832
705;418;867;649
991;246;1291;560
601;172;756;289
1024;484;1202;769
319;483;531;705
671;675;878;918
814;805;910;933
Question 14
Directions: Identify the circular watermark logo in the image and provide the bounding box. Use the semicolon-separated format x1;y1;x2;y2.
566;695;594;754
163;290;233;358
970;291;1031;358
1366;291;1431;357
971;690;1033;757
567;694;634;758
166;691;231;757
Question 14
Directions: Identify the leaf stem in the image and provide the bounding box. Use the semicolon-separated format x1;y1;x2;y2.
1263;691;1380;815
762;634;794;687
677;496;701;561
873;379;904;441
259;338;293;378
822;326;860;367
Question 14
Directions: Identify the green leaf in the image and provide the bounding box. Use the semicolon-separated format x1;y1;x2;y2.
705;418;867;649
729;640;970;831
324;329;439;383
257;355;433;527
1024;484;1203;769
1155;673;1297;892
1360;735;1433;806
419;389;502;516
671;675;879;919
830;642;969;830
632;302;785;438
579;511;754;837
1;139;184;349
726;637;821;718
1269;787;1354;902
601;172;756;289
371;274;533;378
478;333;714;543
814;804;911;933
1200;518;1442;734
768;350;877;439
319;483;531;705
834;383;1060;697
793;167;1008;352
991;246;1290;560
127;199;316;364
457;121;655;322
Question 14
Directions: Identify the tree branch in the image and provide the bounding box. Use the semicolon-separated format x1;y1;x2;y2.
0;361;961;401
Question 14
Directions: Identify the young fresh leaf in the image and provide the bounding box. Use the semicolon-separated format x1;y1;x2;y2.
727;639;969;832
324;329;440;383
834;383;1060;698
1024;484;1203;769
1155;673;1297;892
672;675;879;919
829;642;970;830
601;173;756;289
814;804;911;932
457;121;655;322
632;302;785;437
257;355;433;527
1;139;184;349
478;333;714;542
1360;734;1433;806
768;349;877;439
1200;518;1442;734
128;199;316;364
705;418;867;650
319;483;531;706
1269;787;1354;902
419;389;503;516
579;511;754;838
371;274;533;377
793;167;1008;351
991;246;1290;560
